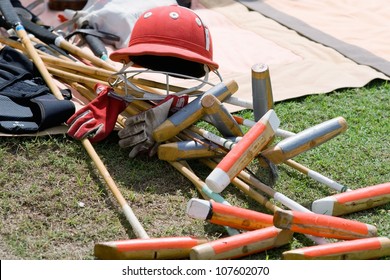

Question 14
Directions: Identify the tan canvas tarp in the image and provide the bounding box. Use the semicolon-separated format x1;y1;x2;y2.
238;0;390;77
194;0;388;109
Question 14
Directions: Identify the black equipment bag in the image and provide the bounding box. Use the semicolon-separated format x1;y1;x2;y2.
0;46;75;134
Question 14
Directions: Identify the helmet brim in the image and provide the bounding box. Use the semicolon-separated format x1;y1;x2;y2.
110;42;219;71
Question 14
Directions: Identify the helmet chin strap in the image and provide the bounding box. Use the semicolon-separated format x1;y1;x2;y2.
107;62;223;102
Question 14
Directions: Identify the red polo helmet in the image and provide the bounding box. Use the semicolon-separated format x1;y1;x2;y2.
109;5;219;78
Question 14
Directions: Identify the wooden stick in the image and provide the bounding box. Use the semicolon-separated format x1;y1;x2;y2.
0;0;149;239
240;119;390;217
169;161;240;236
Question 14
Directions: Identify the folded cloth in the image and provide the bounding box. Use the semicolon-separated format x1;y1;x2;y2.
63;0;178;49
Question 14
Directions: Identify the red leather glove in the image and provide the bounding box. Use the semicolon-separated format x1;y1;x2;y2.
67;84;127;143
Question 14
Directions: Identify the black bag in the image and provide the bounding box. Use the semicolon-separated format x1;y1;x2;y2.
0;46;75;134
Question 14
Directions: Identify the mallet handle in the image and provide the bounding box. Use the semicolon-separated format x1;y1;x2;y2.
0;0;148;239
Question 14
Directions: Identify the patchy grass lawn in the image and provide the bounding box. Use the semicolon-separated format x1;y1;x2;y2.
0;80;389;260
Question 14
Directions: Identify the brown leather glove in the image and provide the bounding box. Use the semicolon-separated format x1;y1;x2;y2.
118;95;188;158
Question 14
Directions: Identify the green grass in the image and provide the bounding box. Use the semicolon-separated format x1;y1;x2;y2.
0;80;389;260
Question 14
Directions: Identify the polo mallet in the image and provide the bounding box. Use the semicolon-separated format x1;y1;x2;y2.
247;119;390;216
190;226;293;260
200;159;327;245
260;116;348;164
235;163;377;240
201;94;243;137
0;0;150;238
187;198;274;231
223;167;380;258
273;209;377;240
16;15;117;71
0;2;208;259
235;115;352;193
251;63;274;121
15;16;163;99
282;237;390;260
205;109;280;193
152;80;239;142
312;182;390;216
168;161;240;236
202;155;379;241
71;92;209;260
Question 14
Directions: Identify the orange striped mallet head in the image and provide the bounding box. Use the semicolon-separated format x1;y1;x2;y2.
190;226;293;260
312;182;390;216
273;209;378;240
94;236;208;260
282;237;390;260
205;109;280;193
186;198;274;231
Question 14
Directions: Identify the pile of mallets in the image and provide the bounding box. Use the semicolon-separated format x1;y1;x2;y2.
1;2;389;260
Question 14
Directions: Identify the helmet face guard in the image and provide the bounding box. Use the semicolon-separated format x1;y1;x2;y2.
110;5;219;78
108;65;222;102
